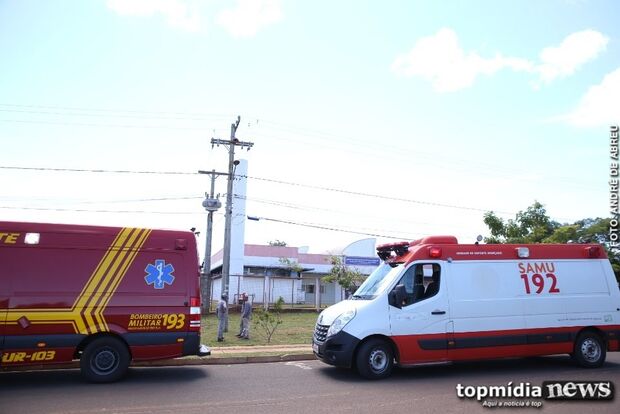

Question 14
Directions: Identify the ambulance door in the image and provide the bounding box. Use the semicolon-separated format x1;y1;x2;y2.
388;262;450;364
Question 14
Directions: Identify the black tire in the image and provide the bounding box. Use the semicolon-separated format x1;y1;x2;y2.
80;336;131;383
355;338;394;380
572;332;606;368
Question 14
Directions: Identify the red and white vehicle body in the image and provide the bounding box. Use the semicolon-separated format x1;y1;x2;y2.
313;236;620;379
0;221;210;382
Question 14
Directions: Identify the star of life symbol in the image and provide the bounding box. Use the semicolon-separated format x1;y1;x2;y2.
144;259;175;289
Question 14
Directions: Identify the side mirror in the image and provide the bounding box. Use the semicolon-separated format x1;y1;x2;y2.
389;284;407;309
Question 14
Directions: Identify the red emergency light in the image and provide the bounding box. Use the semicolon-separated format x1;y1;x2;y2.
585;246;601;258
428;247;442;258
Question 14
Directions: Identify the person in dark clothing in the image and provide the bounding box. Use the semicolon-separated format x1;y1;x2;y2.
239;293;252;339
216;293;228;342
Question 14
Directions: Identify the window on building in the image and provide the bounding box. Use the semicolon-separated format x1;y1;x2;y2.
245;267;266;275
274;268;290;277
305;284;315;294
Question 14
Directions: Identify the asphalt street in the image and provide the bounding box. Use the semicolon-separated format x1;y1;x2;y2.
1;354;620;414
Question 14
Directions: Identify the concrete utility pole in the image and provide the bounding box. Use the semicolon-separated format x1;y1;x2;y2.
211;116;253;301
198;169;227;313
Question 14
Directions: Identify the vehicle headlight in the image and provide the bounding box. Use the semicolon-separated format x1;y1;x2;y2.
327;309;356;337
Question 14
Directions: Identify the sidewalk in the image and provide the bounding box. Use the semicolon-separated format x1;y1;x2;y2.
211;344;312;356
1;344;316;372
146;344;315;366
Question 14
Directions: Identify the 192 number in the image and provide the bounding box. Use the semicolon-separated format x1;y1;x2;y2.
520;273;560;294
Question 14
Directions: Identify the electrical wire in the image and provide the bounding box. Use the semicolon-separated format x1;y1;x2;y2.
249;216;417;240
0;165;512;214
0;103;600;191
0;119;215;131
0;206;204;215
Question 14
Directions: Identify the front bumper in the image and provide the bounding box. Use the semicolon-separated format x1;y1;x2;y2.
313;330;360;368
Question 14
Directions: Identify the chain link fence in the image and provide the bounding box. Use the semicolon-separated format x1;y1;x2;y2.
206;274;344;312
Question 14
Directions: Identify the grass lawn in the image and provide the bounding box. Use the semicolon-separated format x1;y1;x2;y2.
201;311;318;347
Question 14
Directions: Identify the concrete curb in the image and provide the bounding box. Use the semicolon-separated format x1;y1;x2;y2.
144;353;316;366
1;353;317;373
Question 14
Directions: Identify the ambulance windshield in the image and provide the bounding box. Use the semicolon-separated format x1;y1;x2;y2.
351;262;402;299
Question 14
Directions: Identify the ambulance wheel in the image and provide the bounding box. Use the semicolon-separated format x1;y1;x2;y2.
572;332;606;368
356;338;394;380
80;336;130;383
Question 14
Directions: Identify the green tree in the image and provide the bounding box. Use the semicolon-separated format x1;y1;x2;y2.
483;202;619;282
322;256;365;292
484;201;559;244
254;297;284;343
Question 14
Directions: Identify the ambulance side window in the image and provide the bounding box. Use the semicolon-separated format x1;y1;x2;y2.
396;266;416;306
396;263;440;306
422;263;441;299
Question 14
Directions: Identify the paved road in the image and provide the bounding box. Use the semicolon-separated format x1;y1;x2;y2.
1;354;619;414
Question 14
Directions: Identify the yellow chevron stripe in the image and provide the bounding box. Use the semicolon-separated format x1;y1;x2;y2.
77;229;134;334
94;229;151;332
83;228;141;333
71;228;129;311
4;227;150;335
74;228;134;311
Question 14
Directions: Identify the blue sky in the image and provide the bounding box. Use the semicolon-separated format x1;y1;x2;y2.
1;0;619;256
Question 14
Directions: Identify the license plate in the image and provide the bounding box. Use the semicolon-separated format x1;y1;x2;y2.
312;342;319;353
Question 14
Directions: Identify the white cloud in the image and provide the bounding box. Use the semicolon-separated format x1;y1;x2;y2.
555;67;620;127
216;0;282;38
106;0;201;32
391;28;533;92
537;30;608;83
392;28;608;93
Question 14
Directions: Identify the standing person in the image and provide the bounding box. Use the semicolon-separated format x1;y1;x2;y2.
236;294;245;337
216;293;228;342
239;293;252;339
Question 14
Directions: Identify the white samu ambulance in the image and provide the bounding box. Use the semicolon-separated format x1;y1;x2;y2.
313;236;620;379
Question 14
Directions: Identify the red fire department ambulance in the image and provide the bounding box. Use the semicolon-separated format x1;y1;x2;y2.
0;221;209;382
313;236;620;379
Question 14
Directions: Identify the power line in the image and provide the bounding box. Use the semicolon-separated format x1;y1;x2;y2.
0;118;216;131
239;174;512;214
0;103;232;119
249;216;417;240
0;206;414;239
0;206;206;215
0;103;600;191
0;108;232;123
0;165;513;214
0;165;197;175
234;194;477;231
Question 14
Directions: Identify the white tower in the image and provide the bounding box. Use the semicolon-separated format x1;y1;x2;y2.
228;159;248;298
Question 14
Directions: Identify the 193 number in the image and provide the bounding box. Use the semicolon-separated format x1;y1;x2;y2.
520;273;560;294
162;313;185;329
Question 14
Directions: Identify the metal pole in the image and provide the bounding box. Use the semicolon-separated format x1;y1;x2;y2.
199;169;226;313
221;119;238;299
201;171;216;313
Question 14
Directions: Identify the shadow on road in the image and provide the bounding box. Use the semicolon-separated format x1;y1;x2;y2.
317;355;620;382
0;366;209;389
